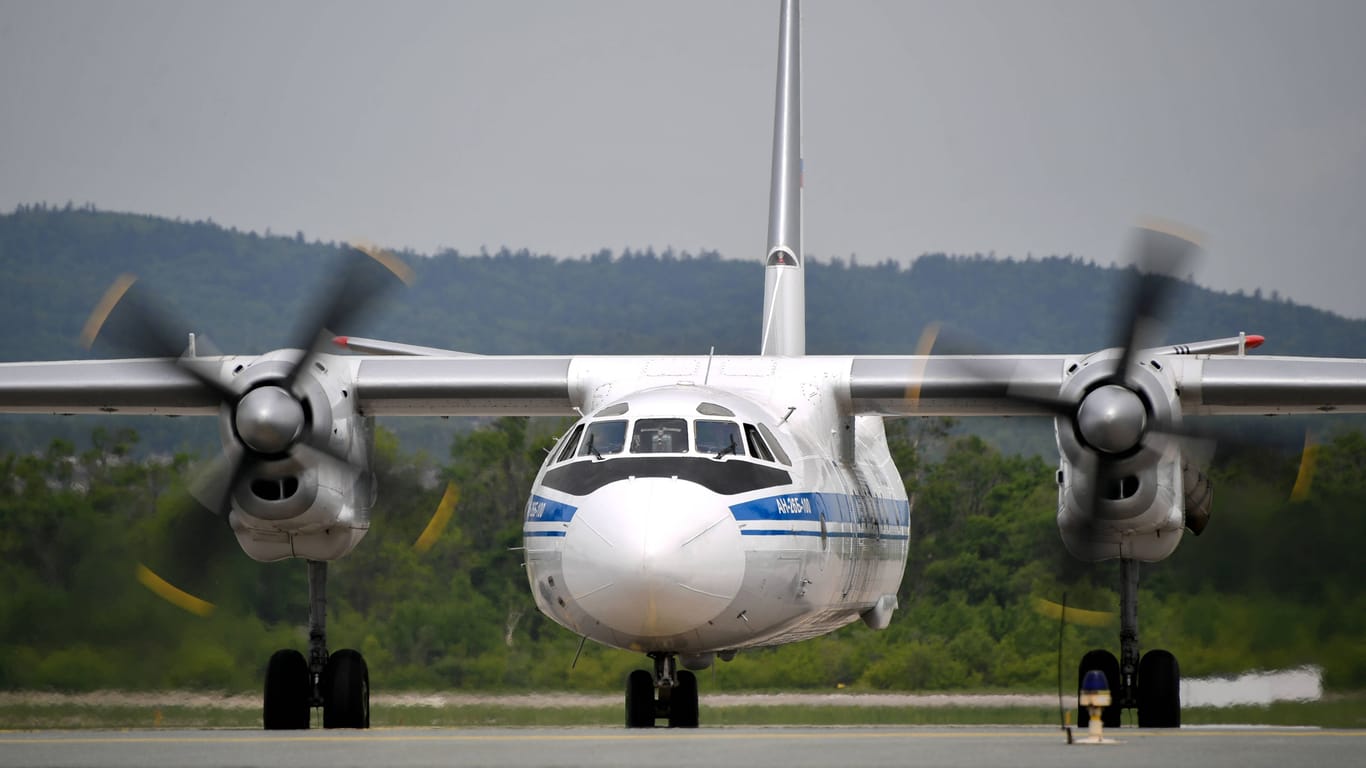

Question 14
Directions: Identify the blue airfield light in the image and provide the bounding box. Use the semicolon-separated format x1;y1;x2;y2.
1077;669;1117;745
1081;670;1110;696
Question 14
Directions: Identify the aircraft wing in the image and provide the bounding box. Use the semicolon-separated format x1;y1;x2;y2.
849;355;1070;417
849;354;1366;417
0;354;579;417
5;351;1366;420
347;351;1366;418
0;358;223;415
1173;355;1366;415
351;355;576;415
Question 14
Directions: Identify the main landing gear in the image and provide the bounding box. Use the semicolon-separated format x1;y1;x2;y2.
263;560;370;730
1078;558;1181;729
625;653;699;729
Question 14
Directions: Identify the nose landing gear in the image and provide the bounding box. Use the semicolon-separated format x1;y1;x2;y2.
625;653;700;728
1077;559;1181;729
262;560;370;730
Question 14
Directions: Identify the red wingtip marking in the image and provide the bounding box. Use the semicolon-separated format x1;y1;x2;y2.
1246;334;1264;349
333;336;349;348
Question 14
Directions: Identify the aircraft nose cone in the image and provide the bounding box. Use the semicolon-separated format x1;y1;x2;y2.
561;478;744;638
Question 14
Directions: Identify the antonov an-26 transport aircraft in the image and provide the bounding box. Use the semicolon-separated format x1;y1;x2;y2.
4;0;1366;731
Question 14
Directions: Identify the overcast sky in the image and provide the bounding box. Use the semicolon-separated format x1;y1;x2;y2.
3;0;1365;319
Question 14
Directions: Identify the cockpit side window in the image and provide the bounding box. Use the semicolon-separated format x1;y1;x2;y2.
695;420;744;458
631;418;689;454
757;423;791;466
744;423;776;463
578;420;627;458
553;423;585;464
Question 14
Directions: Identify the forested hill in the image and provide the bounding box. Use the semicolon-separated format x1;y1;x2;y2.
4;207;1366;695
4;205;1366;363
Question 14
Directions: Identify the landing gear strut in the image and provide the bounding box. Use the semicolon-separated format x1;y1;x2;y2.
625;653;699;729
263;560;370;730
1077;558;1181;729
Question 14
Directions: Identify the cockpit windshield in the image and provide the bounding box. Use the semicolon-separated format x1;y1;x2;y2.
744;423;776;463
553;414;788;466
578;419;627;458
630;418;689;454
695;420;744;457
553;423;585;463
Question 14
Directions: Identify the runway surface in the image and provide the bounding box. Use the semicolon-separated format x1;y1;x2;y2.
2;726;1364;768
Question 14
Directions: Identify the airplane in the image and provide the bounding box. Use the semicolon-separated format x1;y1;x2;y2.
4;0;1366;731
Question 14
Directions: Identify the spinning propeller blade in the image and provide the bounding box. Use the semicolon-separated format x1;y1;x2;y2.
414;481;460;554
135;478;239;617
1289;430;1320;503
83;244;414;612
1033;596;1116;627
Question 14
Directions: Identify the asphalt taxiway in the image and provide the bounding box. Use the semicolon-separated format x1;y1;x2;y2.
2;726;1363;768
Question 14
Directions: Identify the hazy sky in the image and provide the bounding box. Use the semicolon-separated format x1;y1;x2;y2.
3;1;1366;319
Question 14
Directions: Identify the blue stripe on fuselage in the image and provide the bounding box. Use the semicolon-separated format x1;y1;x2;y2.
729;492;910;529
525;495;578;524
739;529;910;540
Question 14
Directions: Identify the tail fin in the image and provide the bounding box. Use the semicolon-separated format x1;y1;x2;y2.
760;0;804;357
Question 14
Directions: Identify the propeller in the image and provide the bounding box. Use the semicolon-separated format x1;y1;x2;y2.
83;244;413;614
1032;595;1116;628
135;484;240;617
1289;430;1320;502
414;481;460;554
932;224;1202;521
1024;226;1195;430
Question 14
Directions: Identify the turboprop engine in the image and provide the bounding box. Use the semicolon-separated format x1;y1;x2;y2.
214;350;375;562
1053;348;1188;562
82;246;408;566
1043;225;1225;562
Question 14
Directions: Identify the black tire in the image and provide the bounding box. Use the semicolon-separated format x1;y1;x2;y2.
263;649;310;730
322;649;370;729
1137;649;1181;728
668;670;699;729
625;669;655;728
1077;649;1122;729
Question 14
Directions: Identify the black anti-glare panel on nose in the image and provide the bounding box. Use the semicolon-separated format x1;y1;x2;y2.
541;457;792;497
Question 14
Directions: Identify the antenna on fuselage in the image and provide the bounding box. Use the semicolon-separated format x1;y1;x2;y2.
759;0;804;357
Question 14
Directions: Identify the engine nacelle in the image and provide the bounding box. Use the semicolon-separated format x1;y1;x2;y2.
1056;452;1185;562
1054;350;1187;562
1181;458;1213;535
218;351;375;562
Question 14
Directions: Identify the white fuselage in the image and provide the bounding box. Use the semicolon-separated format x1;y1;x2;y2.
522;360;909;657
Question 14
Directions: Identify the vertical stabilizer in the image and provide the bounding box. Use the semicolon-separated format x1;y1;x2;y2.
760;0;804;357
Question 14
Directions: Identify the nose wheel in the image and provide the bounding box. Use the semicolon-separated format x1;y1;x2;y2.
1076;559;1181;729
624;653;700;728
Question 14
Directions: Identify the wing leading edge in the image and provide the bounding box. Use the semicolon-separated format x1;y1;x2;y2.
849;354;1366;417
4;352;1366;419
0;358;221;415
0;355;578;418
